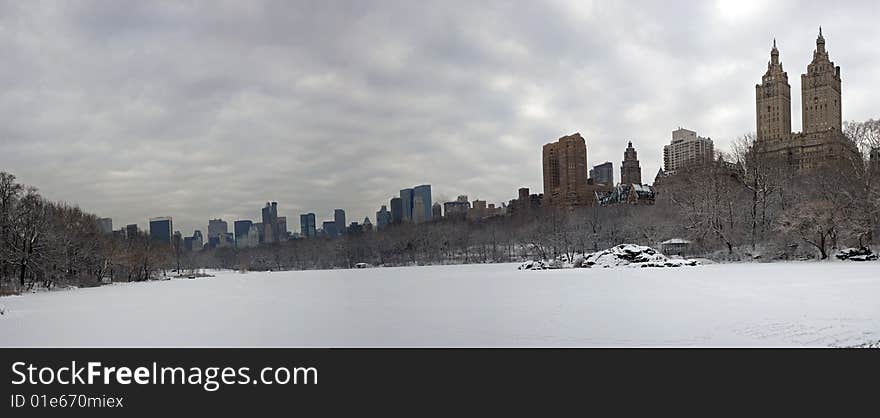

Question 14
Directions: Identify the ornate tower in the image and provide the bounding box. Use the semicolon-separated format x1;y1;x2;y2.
620;141;642;185
801;27;842;134
755;39;792;141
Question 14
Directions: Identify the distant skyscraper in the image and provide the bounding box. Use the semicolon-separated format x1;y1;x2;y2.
234;220;253;247
149;217;173;244
620;141;642;185
390;197;403;224
590;162;614;185
362;217;373;232
208;218;228;240
322;220;338;237
376;205;391;229
334;209;346;236
262;202;279;243
432;202;442;220
97;218;113;234
413;184;432;223
192;230;203;251
300;213;316;238
126;224;138;239
663;128;714;174
277;216;288;241
399;188;414;222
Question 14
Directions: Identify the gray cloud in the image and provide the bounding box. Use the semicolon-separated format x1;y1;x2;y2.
1;0;878;234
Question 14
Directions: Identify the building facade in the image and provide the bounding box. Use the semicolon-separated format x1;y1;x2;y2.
663;128;714;174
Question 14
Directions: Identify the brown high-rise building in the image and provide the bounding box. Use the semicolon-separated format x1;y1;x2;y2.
620;141;642;185
801;27;842;134
542;133;594;207
756;39;792;141
754;29;858;170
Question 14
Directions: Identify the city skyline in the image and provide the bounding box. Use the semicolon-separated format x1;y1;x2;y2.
1;2;879;234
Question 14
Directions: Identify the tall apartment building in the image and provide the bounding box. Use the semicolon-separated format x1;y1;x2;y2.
542;133;594;207
663;128;714;174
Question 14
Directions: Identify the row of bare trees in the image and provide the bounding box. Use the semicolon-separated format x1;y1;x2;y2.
0;172;172;293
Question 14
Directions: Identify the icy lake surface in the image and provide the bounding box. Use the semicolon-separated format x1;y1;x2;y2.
1;262;879;347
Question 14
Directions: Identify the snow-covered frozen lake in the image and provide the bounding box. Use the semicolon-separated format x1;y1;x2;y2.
1;262;879;347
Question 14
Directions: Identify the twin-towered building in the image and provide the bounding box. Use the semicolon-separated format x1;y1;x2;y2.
754;28;859;169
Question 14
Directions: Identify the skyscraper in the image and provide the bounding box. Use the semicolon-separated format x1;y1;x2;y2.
126;224;138;239
300;213;316;238
234;220;253;247
542;133;593;207
663;128;714;174
334;209;346;236
149;217;173;244
432;202;442;220
390;197;403;224
322;220;338;237
277;216;288;241
399;188;414;222
97;218;113;234
590;162;614;186
620;141;642;185
262;202;279;243
413;184;432;223
376;205;391;229
208;218;228;240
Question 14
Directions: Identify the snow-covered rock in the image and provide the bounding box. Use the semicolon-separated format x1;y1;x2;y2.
582;244;700;268
835;247;877;262
518;260;551;270
520;244;700;270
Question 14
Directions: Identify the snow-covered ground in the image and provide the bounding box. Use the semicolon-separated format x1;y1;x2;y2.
1;262;879;347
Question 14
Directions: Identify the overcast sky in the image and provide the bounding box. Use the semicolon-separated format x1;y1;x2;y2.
1;1;878;235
